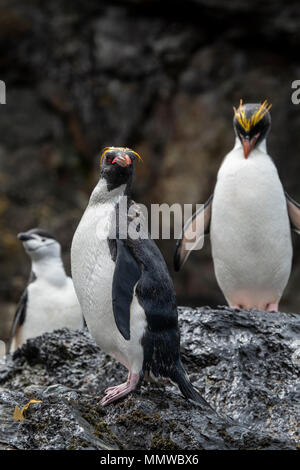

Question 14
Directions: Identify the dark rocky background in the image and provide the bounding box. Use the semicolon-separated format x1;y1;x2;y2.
1;0;300;342
0;307;299;450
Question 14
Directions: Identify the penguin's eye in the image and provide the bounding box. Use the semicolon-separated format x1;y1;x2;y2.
41;238;46;242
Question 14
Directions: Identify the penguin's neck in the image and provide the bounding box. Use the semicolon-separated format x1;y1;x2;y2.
233;136;267;153
89;178;131;206
31;256;67;286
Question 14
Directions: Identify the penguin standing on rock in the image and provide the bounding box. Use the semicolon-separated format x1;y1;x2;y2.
8;228;83;352
175;100;300;311
71;147;211;408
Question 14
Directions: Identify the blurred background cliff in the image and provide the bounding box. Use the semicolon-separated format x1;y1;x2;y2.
1;0;300;343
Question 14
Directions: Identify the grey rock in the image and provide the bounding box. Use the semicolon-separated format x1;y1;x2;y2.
178;306;300;443
0;307;299;449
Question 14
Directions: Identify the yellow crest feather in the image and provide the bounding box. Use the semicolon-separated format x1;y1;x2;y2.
233;99;272;132
100;146;142;164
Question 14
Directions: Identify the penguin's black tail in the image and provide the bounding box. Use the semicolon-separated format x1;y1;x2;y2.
170;360;214;410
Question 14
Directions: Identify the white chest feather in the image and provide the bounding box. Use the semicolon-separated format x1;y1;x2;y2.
18;277;83;345
71;180;147;373
210;142;292;299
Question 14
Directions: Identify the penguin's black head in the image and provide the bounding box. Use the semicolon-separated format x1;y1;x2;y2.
233;100;272;158
100;147;141;191
17;228;61;259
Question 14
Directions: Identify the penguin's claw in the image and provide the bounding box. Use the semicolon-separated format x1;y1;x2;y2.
101;372;140;406
104;381;129;394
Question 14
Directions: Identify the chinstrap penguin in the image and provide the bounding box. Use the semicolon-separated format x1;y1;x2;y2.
71;147;212;408
174;100;300;311
8;228;84;352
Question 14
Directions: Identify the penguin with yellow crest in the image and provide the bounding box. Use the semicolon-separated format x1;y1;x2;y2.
71;146;212;407
175;101;300;311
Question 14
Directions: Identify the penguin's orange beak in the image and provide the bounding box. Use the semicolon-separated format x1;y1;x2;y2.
112;154;132;167
240;134;260;159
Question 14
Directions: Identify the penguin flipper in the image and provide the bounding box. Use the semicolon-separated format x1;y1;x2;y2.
7;289;28;353
112;238;142;341
286;192;300;234
174;194;213;271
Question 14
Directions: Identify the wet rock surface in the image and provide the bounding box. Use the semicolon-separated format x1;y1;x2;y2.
0;306;299;450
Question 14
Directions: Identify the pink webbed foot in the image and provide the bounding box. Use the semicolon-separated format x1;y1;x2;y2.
266;303;278;312
105;378;130;394
230;305;241;310
101;372;141;406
